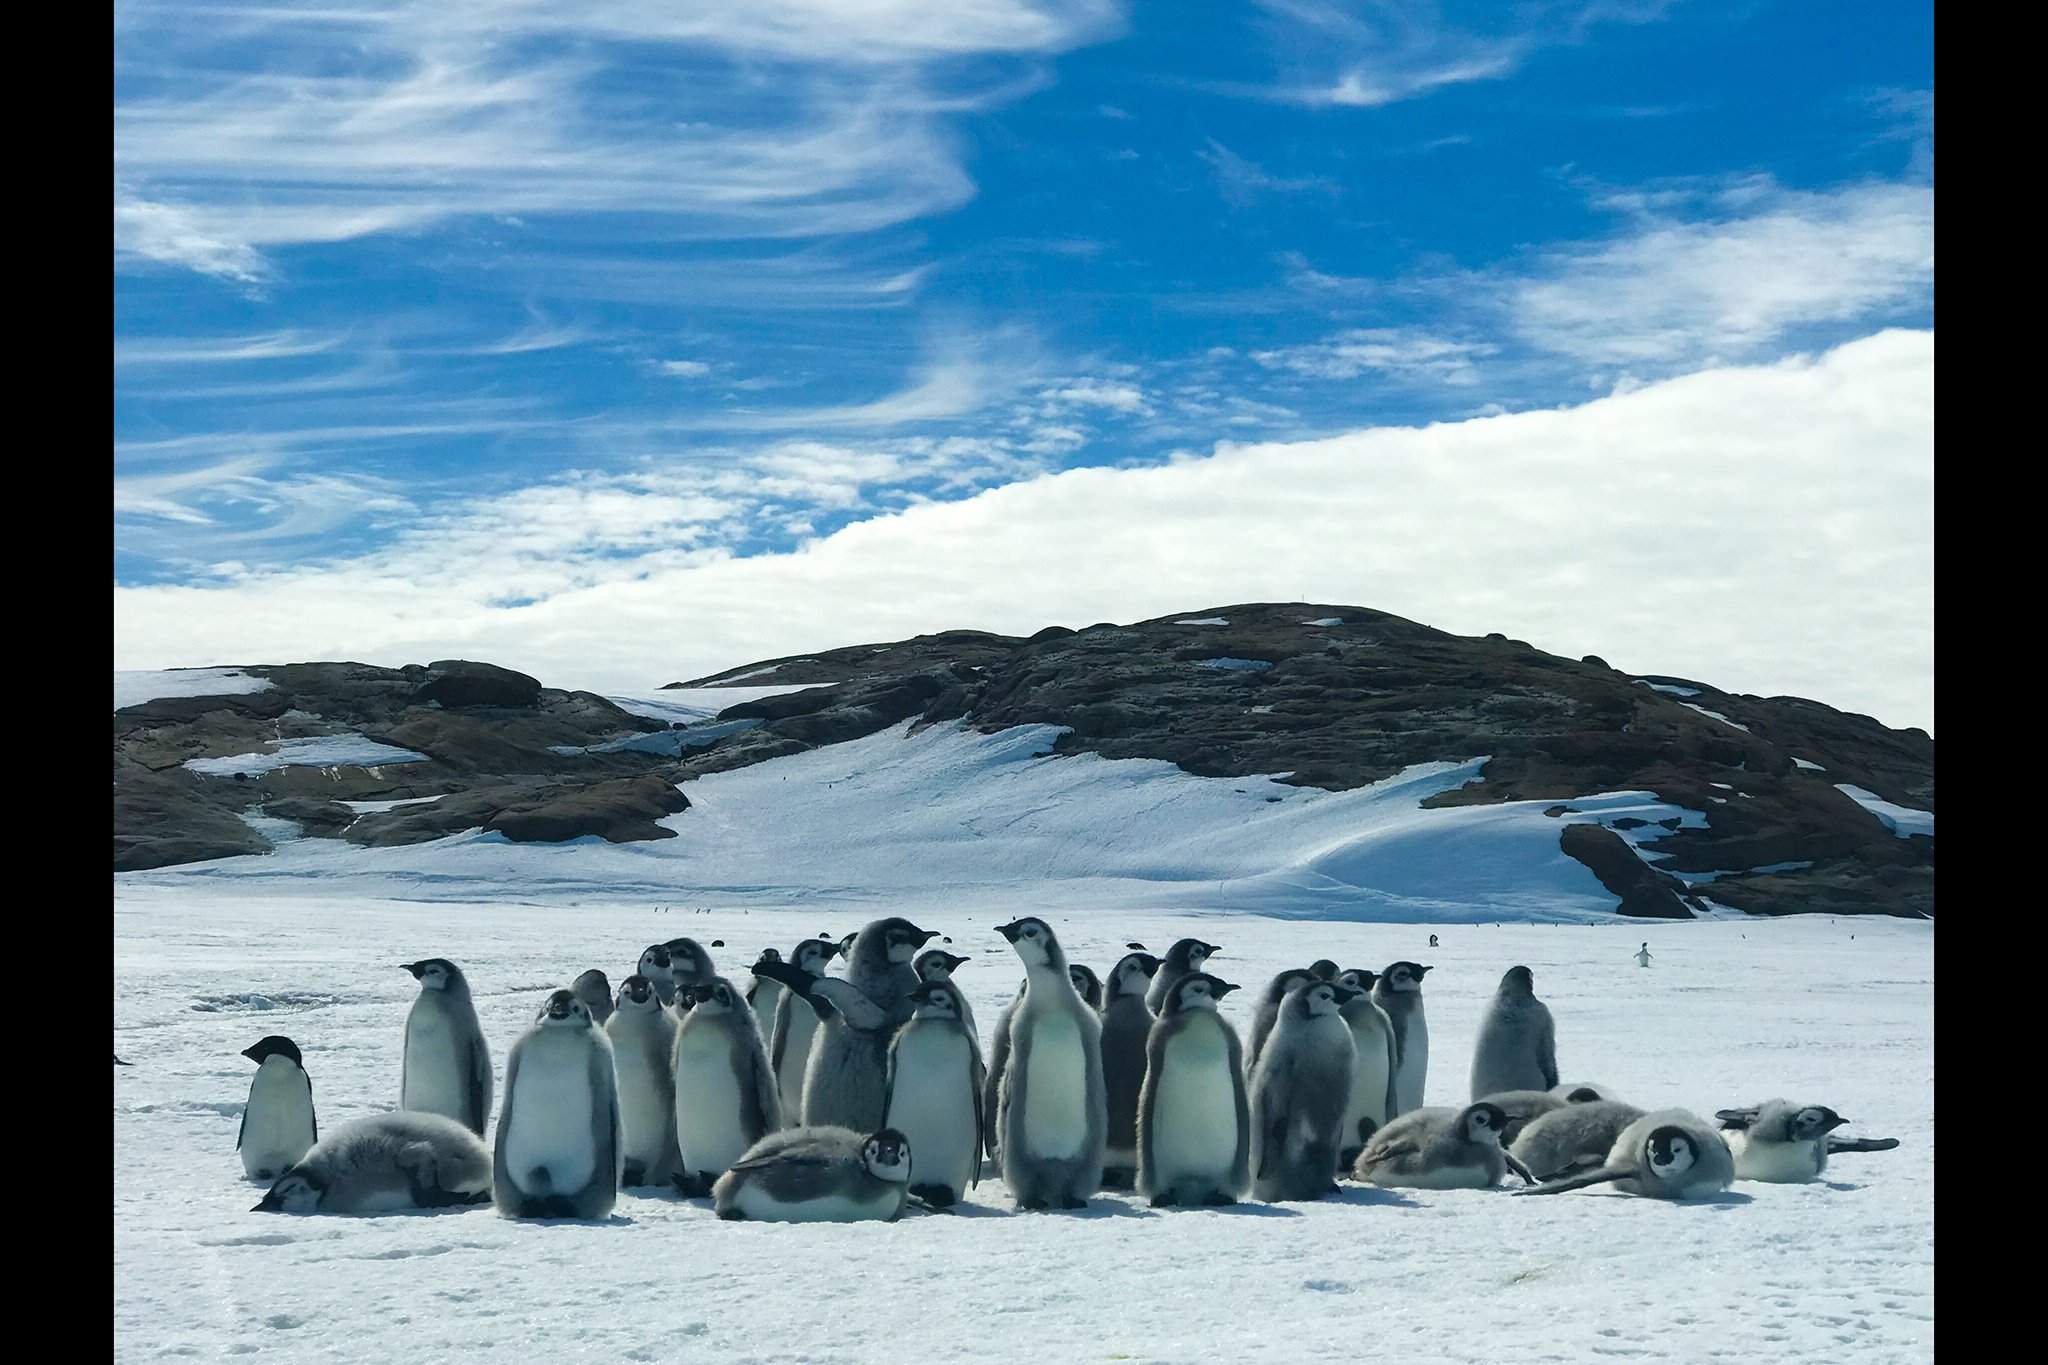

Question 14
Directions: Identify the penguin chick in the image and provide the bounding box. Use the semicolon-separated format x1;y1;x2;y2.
1715;1101;1851;1183
1245;968;1317;1076
1515;1110;1733;1199
570;969;613;1027
1138;973;1250;1207
1353;1102;1533;1190
1468;966;1559;1101
712;1126;911;1223
1099;951;1162;1189
1248;980;1358;1202
1509;1100;1646;1182
604;975;679;1187
493;989;622;1219
1146;938;1222;1014
1068;963;1104;1011
255;1111;491;1214
399;958;492;1137
883;979;984;1207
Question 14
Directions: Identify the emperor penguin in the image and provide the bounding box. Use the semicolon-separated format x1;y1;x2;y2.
1099;950;1161;1189
1146;938;1221;1014
883;978;984;1207
670;978;783;1196
1475;1089;1570;1146
756;918;936;1132
1137;973;1250;1207
982;977;1027;1173
1553;1082;1622;1103
1307;959;1339;981
400;958;493;1137
1516;1109;1733;1198
767;938;841;1113
1468;966;1560;1101
238;1035;316;1182
604;975;680;1187
492;989;623;1219
254;1111;491;1213
994;917;1108;1210
1333;967;1399;1166
1634;942;1654;968
1248;979;1359;1202
637;944;677;1005
745;948;784;1044
662;937;717;996
1509;1100;1647;1182
1068;963;1104;1010
1245;968;1317;1076
836;931;859;962
1714;1101;1851;1182
914;948;978;1037
570;969;613;1027
711;1126;911;1223
1353;1101;1533;1189
1373;961;1432;1115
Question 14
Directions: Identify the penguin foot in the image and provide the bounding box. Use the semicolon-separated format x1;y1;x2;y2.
910;1184;959;1208
1149;1193;1179;1208
622;1161;646;1187
716;1207;746;1221
1019;1197;1050;1211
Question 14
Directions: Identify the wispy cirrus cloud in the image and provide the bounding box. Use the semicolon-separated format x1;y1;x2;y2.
1250;329;1496;384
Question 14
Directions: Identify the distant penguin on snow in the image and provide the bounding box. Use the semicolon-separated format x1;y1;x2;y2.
238;1035;317;1182
1098;950;1161;1189
255;1111;491;1213
400;958;492;1137
493;989;622;1219
995;917;1107;1210
1139;973;1250;1207
1469;966;1559;1101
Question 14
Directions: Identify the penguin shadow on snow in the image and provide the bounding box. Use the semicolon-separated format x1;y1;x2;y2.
1326;1184;1421;1210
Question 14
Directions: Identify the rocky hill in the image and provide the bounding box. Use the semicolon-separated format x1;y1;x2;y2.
114;605;1933;918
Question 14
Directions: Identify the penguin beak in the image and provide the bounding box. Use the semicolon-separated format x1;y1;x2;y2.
915;929;940;946
240;1045;261;1062
1415;966;1433;977
399;962;423;978
252;1192;282;1213
1824;1115;1851;1132
995;922;1023;943
1214;982;1240;996
1330;986;1360;1003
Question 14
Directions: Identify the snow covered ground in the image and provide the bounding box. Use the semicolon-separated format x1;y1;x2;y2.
113;894;1932;1363
115;667;274;711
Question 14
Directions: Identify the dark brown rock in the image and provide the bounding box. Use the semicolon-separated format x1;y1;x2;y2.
414;660;542;709
1558;824;1695;919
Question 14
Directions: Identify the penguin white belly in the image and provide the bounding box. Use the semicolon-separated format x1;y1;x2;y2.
403;1009;467;1120
504;1034;594;1193
241;1061;315;1178
674;1030;749;1175
614;1047;671;1168
1021;1012;1087;1158
1343;1022;1393;1135
1728;1133;1825;1182
776;1011;819;1103
750;986;782;1049
1153;1027;1237;1177
733;1181;896;1223
889;1031;976;1190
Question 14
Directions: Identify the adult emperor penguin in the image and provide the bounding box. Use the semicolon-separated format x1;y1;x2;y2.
570;969;614;1027
1714;1101;1851;1182
604;975;680;1187
745;948;784;1044
671;978;783;1196
1468;966;1560;1101
767;938;841;1113
1146;938;1221;1014
1509;1100;1647;1182
1245;968;1317;1076
1099;950;1161;1189
883;978;984;1207
1248;979;1359;1202
238;1036;316;1182
400;958;492;1137
756;918;936;1131
637;944;677;1006
1333;967;1399;1166
1353;1101;1533;1189
492;989;622;1219
914;948;978;1037
994;917;1108;1210
1515;1109;1733;1199
1068;963;1105;1011
1138;973;1250;1207
711;1126;911;1223
1373;961;1432;1115
254;1111;491;1213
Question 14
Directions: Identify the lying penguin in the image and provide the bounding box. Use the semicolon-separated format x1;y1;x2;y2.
253;1112;492;1213
712;1126;912;1222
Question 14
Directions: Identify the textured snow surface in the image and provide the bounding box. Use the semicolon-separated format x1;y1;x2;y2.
115;667;273;711
1175;616;1230;625
183;736;431;776
603;684;828;726
1634;680;1704;698
1194;656;1275;671
121;720;1700;922
1835;785;1934;839
113;897;1932;1363
1681;703;1752;733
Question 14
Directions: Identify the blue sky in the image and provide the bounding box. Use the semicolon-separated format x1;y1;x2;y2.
113;2;1934;728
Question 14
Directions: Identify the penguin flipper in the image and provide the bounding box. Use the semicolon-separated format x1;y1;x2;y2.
1713;1107;1761;1131
1513;1165;1629;1196
307;1074;317;1142
796;977;890;1032
236;1105;246;1151
1826;1136;1901;1154
968;1044;986;1190
1502;1151;1540;1186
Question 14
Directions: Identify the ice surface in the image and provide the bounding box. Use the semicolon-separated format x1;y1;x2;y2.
1301;617;1346;626
340;797;446;814
112;895;1933;1363
183;736;430;777
603;684;830;726
1793;757;1826;771
1175;617;1230;625
1633;680;1703;698
1682;702;1751;732
1835;784;1934;838
1195;657;1274;671
114;667;273;711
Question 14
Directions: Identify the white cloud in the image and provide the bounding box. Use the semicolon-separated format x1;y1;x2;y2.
1250;329;1496;385
1196;138;1335;207
115;332;1934;731
659;360;714;378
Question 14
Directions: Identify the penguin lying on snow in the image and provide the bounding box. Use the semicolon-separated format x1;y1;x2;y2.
255;1112;491;1213
239;1035;317;1182
1515;1110;1732;1199
713;1127;912;1222
1510;1101;1645;1183
1715;1101;1897;1182
1353;1102;1536;1190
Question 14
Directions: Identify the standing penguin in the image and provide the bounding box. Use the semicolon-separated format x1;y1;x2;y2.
637;944;677;1006
663;938;717;996
1353;1102;1530;1189
982;977;1027;1173
711;1126;911;1223
1714;1101;1851;1183
570;969;614;1027
604;975;680;1187
1248;980;1358;1202
883;978;984;1207
745;948;785;1044
767;939;841;1114
1333;967;1399;1167
994;917;1108;1210
238;1036;316;1182
255;1112;491;1213
1468;966;1559;1101
493;989;622;1220
1634;943;1654;968
1068;963;1104;1010
1099;950;1161;1189
1146;938;1221;1014
1307;959;1340;981
1245;968;1317;1076
755;918;937;1131
1373;961;1432;1115
1516;1109;1732;1199
670;978;783;1196
1138;973;1250;1207
400;958;492;1137
914;948;977;1037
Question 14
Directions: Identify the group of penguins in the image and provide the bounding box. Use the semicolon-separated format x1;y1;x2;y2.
231;915;1900;1223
